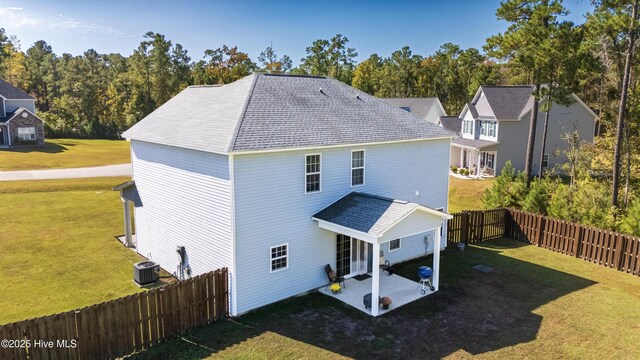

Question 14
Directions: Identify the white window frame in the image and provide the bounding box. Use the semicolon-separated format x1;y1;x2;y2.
17;126;36;141
350;149;365;187
305;153;322;194
463;120;473;135
270;243;289;273
389;238;401;252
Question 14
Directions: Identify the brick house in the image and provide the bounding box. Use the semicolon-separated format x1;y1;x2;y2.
0;78;45;147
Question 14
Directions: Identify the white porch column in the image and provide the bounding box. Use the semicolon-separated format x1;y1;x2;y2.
371;241;381;316
122;197;134;248
433;226;441;291
476;151;482;178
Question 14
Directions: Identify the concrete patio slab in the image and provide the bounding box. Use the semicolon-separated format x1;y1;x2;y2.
319;272;435;316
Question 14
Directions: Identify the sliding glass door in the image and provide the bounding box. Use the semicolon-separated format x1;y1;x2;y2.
336;235;369;277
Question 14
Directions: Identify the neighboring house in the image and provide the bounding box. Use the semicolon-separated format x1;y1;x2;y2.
121;73;456;316
0;78;45;147
383;97;446;124
440;85;597;176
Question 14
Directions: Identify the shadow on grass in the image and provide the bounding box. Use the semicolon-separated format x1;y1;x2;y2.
130;238;596;359
0;141;73;153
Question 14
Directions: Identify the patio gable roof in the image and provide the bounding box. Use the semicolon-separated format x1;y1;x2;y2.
312;192;452;243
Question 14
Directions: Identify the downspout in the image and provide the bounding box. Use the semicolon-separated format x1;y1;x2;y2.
229;153;238;316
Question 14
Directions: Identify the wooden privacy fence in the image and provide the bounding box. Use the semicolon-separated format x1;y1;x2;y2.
0;268;228;360
447;208;506;244
506;209;640;276
447;208;640;277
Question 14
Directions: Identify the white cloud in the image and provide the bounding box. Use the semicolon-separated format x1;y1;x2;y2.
0;6;132;37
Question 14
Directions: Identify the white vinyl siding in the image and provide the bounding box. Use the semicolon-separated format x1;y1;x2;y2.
233;138;450;314
17;127;36;140
130;140;233;279
351;150;365;186
305;154;321;193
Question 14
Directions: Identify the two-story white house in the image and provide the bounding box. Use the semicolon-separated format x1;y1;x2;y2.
441;85;597;176
121;73;456;316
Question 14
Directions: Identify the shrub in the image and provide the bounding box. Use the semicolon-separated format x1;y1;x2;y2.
460;168;468;176
621;200;640;236
482;161;528;209
451;165;458;173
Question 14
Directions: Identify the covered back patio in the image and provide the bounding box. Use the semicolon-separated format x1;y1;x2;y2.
312;192;452;316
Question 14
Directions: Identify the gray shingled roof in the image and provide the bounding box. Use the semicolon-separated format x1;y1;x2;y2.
451;138;498;149
123;74;457;154
381;97;444;122
467;103;479;118
313;192;422;236
479;85;535;120
439;116;462;133
0;78;33;100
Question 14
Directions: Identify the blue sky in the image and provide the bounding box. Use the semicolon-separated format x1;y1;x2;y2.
1;0;593;65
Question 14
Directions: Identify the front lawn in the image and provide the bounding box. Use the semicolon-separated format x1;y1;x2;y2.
448;175;495;212
0;139;130;170
131;238;640;359
0;177;144;324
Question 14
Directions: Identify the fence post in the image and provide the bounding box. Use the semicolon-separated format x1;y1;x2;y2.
614;235;627;271
478;211;485;242
535;215;545;246
461;212;469;246
503;208;511;238
573;225;583;258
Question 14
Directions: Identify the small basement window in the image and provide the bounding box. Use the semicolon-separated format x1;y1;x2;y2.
17;127;36;141
270;244;288;272
389;239;401;252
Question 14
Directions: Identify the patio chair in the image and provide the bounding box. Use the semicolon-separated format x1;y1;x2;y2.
324;264;345;290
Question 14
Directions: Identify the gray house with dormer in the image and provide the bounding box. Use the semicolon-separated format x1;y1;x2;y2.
0;78;45;147
439;85;597;176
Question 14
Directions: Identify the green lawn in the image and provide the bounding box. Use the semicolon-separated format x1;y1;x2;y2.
0;177;145;324
0;139;130;170
131;238;640;360
449;175;495;213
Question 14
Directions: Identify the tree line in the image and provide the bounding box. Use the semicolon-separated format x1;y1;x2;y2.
0;0;639;235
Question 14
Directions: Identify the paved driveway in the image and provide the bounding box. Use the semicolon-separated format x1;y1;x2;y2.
0;163;131;181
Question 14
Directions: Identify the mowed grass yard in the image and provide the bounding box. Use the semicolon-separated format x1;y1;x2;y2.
0;139;130;170
0;177;145;324
131;238;640;360
449;175;495;213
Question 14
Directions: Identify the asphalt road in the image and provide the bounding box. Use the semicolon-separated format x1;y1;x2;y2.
0;163;132;181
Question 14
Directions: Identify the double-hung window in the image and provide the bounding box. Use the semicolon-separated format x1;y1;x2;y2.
351;150;365;186
542;154;549;168
270;244;288;272
480;121;487;136
305;154;321;193
17;127;36;141
463;120;473;135
488;122;496;137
